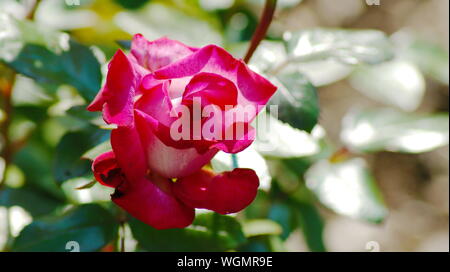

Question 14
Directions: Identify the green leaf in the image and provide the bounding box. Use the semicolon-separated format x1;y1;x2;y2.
394;34;449;85
82;141;112;161
284;28;394;65
7;42;101;102
14;142;66;201
405;40;449;85
305;158;387;223
114;0;150;10
54;126;110;184
350;61;425;111
129;213;246;251
0;14;102;101
0;13;67;61
295;201;326;252
268;72;319;133
116;40;131;50
267;203;296;240
0;187;63;217
12;204;118;252
341;108;449;153
242;219;283;238
61;177;113;204
253;113;322;158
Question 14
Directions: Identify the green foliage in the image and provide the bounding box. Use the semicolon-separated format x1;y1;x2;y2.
305;158;387;223
341;108;449;154
12;204;118;252
283;29;394;65
0;14;102;101
54;126;110;184
268;72;319;133
129;213;246;252
0;187;63;217
350;61;425;111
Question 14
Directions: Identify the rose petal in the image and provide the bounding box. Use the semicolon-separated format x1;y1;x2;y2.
211;122;256;153
135;80;174;126
173;168;259;214
111;126;148;181
154;44;277;108
182;72;238;110
131;34;198;72
134;109;217;178
92;151;124;188
87;50;136;127
113;175;195;230
154;44;238;81
237;62;277;104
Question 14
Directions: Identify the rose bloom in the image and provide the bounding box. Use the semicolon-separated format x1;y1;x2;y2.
88;34;277;229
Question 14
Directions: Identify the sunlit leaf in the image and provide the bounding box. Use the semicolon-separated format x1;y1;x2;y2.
0;13;102;101
350;60;426;111
268;72;319;133
82;141;112;161
12;204;118;252
341;108;449;153
284;28;394;65
61;177;113;204
305;158;387;223
242;219;283;237
253;113;322;158
129;213;246;251
393;33;449;85
0;13;68;61
7;42;102;102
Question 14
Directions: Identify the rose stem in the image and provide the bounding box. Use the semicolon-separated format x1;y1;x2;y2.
230;0;277;169
243;0;278;64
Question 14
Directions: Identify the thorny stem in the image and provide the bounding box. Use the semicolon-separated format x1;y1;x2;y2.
243;0;278;64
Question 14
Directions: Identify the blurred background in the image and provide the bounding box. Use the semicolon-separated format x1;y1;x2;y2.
0;0;448;252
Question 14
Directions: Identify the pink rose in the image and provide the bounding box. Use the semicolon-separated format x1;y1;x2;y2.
88;34;277;229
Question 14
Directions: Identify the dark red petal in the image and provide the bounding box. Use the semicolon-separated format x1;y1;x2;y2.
173;168;259;214
113;176;195;230
92;151;124;188
110;126;148;181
